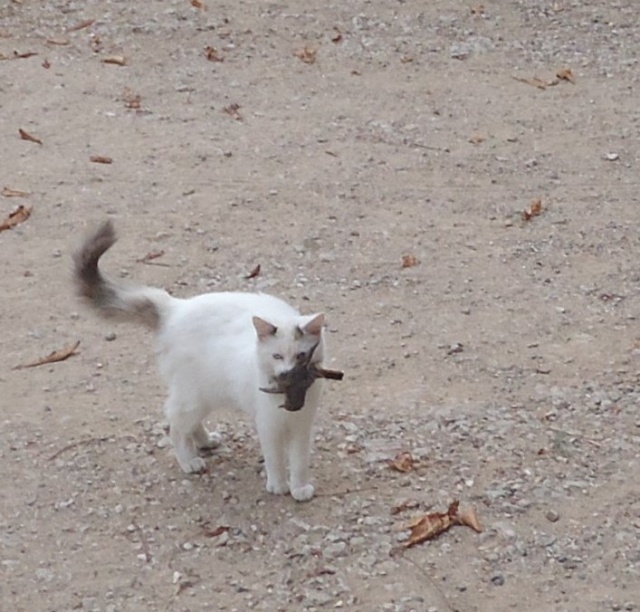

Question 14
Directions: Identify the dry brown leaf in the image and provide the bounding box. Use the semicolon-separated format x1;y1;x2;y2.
191;0;207;8
12;50;38;59
46;38;70;46
402;500;482;549
401;254;419;268
137;250;165;264
294;46;316;64
523;198;543;221
89;155;113;164
331;27;343;43
202;525;229;538
471;4;485;14
19;128;43;145
0;205;32;231
457;506;483;533
556;68;576;84
391;499;419;515
404;501;459;548
389;451;415;473
68;19;95;32
223;103;242;121
90;36;103;53
102;55;126;66
122;88;142;109
1;187;30;198
469;134;485;144
42;59;51;69
204;46;224;62
14;340;81;370
245;264;261;279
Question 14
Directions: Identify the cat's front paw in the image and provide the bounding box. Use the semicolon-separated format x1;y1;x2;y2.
266;480;289;496
180;456;207;474
290;483;315;502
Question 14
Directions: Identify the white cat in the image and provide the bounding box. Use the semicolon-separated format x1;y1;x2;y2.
73;221;327;501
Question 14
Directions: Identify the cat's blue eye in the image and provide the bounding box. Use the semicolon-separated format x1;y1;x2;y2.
272;353;284;360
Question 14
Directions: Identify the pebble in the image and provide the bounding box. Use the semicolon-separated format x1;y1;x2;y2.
105;332;117;341
491;573;505;586
545;509;560;523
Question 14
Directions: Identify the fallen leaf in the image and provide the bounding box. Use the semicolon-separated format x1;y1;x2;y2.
400;55;414;64
523;198;543;221
404;501;459;548
46;38;70;46
389;451;415;473
9;50;38;59
0;205;32;231
42;59;51;69
471;4;485;14
90;155;113;164
223;103;242;121
294;46;317;64
402;500;482;549
191;0;207;8
457;506;483;533
102;55;126;66
68;19;95;32
19;128;43;145
331;27;343;43
90;36;103;53
137;250;165;264
468;134;485;144
14;340;81;370
391;499;420;515
556;68;575;84
1;187;30;197
245;264;261;279
204;46;224;62
202;525;229;538
401;254;419;268
122;88;142;109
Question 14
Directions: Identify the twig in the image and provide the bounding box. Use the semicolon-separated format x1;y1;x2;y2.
314;485;379;498
399;555;456;612
47;435;111;460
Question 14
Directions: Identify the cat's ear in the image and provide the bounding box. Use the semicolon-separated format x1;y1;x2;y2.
299;313;325;337
253;316;277;340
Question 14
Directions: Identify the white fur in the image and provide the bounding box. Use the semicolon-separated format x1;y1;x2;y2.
153;291;325;502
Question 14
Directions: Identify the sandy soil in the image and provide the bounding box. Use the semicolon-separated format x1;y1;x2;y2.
1;1;639;610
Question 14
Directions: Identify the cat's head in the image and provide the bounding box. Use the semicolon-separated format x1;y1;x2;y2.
252;313;325;381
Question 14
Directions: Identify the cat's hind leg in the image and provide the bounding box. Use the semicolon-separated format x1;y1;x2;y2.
192;423;222;451
164;394;208;474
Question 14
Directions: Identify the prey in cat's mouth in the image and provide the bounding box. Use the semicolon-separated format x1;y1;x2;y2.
260;342;344;411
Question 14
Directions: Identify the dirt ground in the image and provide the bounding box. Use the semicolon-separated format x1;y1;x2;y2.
1;1;639;610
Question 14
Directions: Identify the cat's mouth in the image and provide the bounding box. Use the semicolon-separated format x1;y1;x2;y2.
259;353;344;411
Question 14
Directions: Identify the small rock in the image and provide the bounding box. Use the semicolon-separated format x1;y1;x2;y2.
105;332;117;341
545;509;560;523
324;541;348;559
491;573;505;586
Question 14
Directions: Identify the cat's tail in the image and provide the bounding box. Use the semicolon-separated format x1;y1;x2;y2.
73;220;174;330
